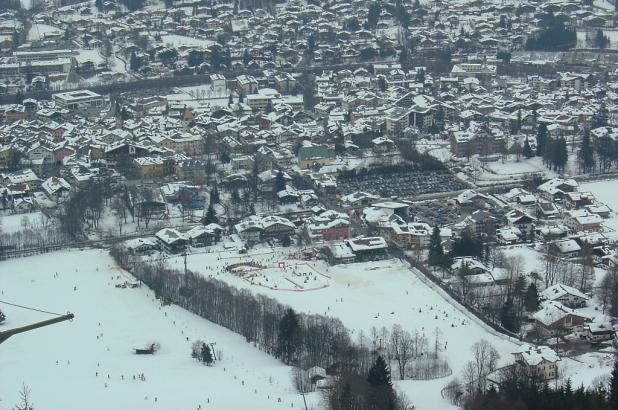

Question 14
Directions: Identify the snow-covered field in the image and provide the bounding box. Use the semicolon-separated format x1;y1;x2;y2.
171;249;519;404
0;250;306;410
27;23;63;41
581;179;618;241
0;211;49;234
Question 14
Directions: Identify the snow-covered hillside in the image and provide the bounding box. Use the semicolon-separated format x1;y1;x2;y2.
0;250;306;410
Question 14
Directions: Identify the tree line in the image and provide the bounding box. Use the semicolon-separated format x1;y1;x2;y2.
110;245;413;409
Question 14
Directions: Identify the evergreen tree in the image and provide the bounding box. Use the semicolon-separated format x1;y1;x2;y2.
611;280;618;318
553;137;568;173
129;52;141;71
428;226;445;267
203;203;217;225
367;355;392;387
366;2;381;28
610;357;618;410
523;137;533;158
243;49;251;66
592;103;609;129
228;93;233;107
274;170;286;193
276;308;300;364
0;308;5;324
201;343;214;365
500;299;519;331
578;129;595;173
524;283;539;312
536;123;547;156
367;355;396;409
210;186;220;204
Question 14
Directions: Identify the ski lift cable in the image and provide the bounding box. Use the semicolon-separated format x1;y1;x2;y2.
0;300;64;317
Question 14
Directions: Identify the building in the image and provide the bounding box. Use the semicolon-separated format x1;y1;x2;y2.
512;344;560;380
533;301;587;336
298;145;336;169
305;211;352;242
540;283;590;308
155;228;189;253
53;90;104;111
324;242;356;265
346;236;389;262
186;224;223;247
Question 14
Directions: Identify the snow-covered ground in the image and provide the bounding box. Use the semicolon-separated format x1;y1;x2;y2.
170;249;519;400
581;179;618;241
161;35;216;49
0;211;49;234
27;23;63;41
0;250;307;410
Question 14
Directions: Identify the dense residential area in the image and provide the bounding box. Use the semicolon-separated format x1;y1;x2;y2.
4;0;618;409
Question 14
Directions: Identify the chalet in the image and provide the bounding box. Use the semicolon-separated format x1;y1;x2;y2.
537;178;578;201
340;191;379;208
305;211;352;242
496;227;521;245
535;225;568;242
41;176;71;201
548;239;581;259
533;301;587;336
512;344;560;380
565;210;603;232
155;228;189;253
123;237;159;256
584;315;614;342
260;215;296;240
537;201;559;219
324;242;356;265
455;190;491;208
541;283;590;308
346;236;389;262
505;209;535;233
234;216;263;244
186;224;223;247
564;191;594;209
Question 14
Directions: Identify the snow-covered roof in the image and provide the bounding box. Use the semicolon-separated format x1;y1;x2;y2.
533;301;585;326
346;236;388;252
541;283;590;303
513;344;560;366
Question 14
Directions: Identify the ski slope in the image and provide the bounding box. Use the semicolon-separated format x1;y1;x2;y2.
0;250;306;410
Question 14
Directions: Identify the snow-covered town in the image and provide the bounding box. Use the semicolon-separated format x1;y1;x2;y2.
3;0;618;409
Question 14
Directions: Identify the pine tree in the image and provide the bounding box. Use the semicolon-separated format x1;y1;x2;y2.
524;283;539;312
0;308;5;324
536;123;547;157
367;355;392;387
277;308;300;364
578;129;595;173
367;355;396;409
203;203;217;225
210;186;220;204
428;226;445;267
201;343;214;365
553;137;568;173
274;170;286;193
610;357;618;410
523;137;533;158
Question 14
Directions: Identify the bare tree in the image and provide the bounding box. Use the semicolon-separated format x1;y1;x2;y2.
111;195;126;236
14;382;34;410
462;339;500;395
390;324;414;380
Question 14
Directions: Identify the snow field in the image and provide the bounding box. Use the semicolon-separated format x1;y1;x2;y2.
0;250;306;410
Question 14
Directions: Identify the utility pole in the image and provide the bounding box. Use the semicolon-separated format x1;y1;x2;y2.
0;313;74;345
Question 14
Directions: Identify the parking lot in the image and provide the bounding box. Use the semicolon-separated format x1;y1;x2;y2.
337;171;470;199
